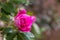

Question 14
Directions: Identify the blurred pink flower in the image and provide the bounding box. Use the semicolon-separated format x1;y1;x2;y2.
14;9;36;32
0;21;5;27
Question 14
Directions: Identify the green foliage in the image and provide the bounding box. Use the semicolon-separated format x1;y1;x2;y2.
0;14;10;21
9;0;26;4
3;28;16;40
6;33;16;40
3;27;35;40
31;23;42;39
3;28;14;34
9;0;21;4
0;27;3;31
0;0;27;15
17;32;35;40
2;2;15;14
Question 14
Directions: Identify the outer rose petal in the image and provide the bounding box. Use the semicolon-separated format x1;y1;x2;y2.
14;16;20;27
31;16;36;22
18;9;27;14
15;9;27;18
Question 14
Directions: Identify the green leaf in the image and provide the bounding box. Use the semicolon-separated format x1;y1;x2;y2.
0;2;2;8
17;32;33;40
1;8;10;15
0;27;3;31
17;33;24;40
32;23;40;34
9;0;26;4
2;3;15;14
6;33;16;40
20;0;26;4
3;28;16;40
24;32;34;38
31;23;41;38
3;28;16;34
9;0;21;4
0;14;10;21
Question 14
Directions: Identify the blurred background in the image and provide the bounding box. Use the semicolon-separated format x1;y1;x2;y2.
0;0;60;40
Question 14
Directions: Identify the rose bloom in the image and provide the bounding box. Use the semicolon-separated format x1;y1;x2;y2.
14;9;36;32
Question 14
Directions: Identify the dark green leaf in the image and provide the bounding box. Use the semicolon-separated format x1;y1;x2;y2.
0;27;3;31
0;14;10;21
2;3;15;14
1;8;10;15
6;33;16;40
17;32;32;40
9;0;27;4
3;28;16;40
9;0;21;4
3;28;16;34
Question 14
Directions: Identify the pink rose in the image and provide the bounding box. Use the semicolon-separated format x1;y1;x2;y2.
14;9;36;32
